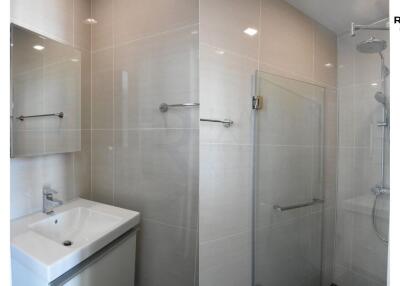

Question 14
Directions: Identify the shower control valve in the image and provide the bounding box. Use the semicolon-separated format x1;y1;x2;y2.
371;185;390;196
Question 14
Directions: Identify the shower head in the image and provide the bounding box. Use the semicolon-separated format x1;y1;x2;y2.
375;92;386;105
357;37;387;54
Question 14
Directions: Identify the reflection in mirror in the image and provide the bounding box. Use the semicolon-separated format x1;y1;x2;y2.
11;25;81;157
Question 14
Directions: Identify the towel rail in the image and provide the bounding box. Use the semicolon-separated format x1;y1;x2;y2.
16;112;64;121
200;118;233;128
159;103;199;112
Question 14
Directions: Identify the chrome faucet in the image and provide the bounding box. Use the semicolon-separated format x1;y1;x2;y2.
42;185;63;214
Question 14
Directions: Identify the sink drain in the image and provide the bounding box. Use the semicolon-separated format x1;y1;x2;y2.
63;240;73;246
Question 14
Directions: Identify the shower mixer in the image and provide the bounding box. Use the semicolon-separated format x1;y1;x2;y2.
356;33;389;244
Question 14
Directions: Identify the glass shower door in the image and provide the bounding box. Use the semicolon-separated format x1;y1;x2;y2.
253;71;325;286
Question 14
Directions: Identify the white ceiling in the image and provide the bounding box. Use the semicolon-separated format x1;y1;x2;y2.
284;0;389;34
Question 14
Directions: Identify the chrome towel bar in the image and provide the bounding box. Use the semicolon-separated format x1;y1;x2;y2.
17;112;64;121
200;118;233;128
159;102;199;112
273;198;324;212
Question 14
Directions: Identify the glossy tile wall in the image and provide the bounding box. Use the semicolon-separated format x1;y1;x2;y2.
90;0;199;285
334;29;389;286
199;0;337;285
10;0;92;219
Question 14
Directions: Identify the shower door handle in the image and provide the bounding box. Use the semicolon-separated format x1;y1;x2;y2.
273;198;324;212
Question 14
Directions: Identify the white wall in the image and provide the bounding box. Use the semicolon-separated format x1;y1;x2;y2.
199;0;337;285
10;0;92;219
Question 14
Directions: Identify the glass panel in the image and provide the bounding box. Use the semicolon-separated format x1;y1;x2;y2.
334;29;389;286
253;70;325;286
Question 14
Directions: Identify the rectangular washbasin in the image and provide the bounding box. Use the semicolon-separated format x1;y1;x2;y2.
11;198;140;283
29;207;121;248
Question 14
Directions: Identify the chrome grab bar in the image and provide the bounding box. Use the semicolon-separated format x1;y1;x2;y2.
159;102;199;112
16;112;64;121
200;118;233;128
273;198;324;212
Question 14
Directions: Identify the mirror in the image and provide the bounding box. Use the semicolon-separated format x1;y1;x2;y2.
11;25;81;157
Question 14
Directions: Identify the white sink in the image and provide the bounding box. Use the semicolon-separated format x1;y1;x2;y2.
29;207;121;247
11;198;140;283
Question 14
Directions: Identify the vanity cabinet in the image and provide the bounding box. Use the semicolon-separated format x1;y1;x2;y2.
59;231;136;286
12;230;136;286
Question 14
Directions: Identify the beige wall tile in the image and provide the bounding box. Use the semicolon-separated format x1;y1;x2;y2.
200;44;256;145
115;129;199;229
74;130;92;199
137;219;197;286
200;0;260;60
199;144;252;242
315;23;337;87
74;0;92;51
260;0;314;80
91;2;199;286
199;232;251;285
92;0;114;50
337;35;355;87
92;130;115;204
92;48;114;129
10;153;75;219
324;88;338;147
81;50;92;130
114;26;199;129
114;0;197;45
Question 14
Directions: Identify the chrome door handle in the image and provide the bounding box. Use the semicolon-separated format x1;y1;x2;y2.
273;198;324;212
159;102;199;112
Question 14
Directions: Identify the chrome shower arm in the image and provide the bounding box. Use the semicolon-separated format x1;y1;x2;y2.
351;22;389;37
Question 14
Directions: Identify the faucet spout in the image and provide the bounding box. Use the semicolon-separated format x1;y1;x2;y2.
42;185;63;214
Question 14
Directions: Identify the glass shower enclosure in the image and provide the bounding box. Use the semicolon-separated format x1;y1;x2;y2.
252;71;326;286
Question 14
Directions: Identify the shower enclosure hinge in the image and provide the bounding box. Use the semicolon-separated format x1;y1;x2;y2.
252;96;263;110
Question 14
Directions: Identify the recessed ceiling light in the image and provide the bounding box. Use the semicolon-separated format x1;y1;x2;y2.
215;49;225;55
84;18;98;24
371;82;378;86
33;45;45;51
243;27;258;36
10;43;14;47
324;63;333;68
